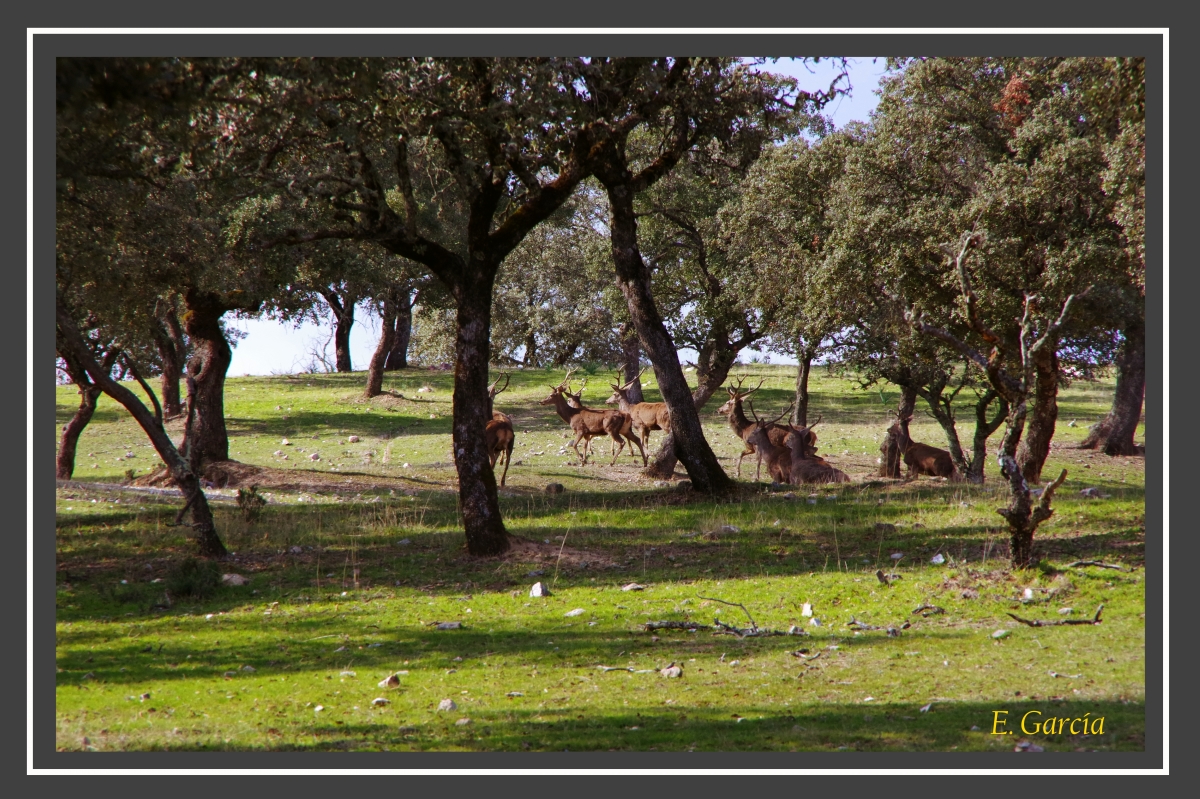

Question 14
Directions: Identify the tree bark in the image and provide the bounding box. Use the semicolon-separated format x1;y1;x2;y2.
879;385;919;478
1017;348;1059;484
385;287;414;371
451;269;510;555
320;288;358;373
364;290;398;398
57;304;227;557
791;349;814;427
1079;320;1145;455
645;342;738;478
181;289;232;465
620;323;645;404
600;184;733;492
997;455;1067;569
55;350;112;480
968;389;1008;483
152;302;186;418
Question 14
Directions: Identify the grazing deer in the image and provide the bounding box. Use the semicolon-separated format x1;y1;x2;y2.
539;371;630;466
783;419;851;484
885;414;959;481
563;378;646;466
716;375;791;479
742;400;796;484
604;367;670;456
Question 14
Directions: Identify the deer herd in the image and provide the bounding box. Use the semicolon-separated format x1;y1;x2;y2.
480;367;957;489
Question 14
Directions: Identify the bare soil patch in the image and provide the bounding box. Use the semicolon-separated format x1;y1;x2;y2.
131;461;430;494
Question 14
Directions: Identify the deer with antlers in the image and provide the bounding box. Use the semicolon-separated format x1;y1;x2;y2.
604;366;670;460
783;417;851;484
562;377;646;466
484;373;515;487
741;400;796;484
884;413;959;481
716;375;791;479
539;369;632;466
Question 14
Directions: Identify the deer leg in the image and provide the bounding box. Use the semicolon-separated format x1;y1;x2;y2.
572;432;588;465
628;432;647;467
499;442;513;487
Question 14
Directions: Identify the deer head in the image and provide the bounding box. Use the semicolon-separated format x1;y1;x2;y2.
487;372;511;400
717;375;764;416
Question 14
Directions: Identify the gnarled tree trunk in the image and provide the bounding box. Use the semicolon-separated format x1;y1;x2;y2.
451;267;509;555
644;341;738;479
1080;320;1145;455
57;304;226;557
55;350;112;479
601;184;733;493
385;287;414;371
364;291;398;398
152;302;187;418
968;389;1008;483
1017;348;1059;484
320;288;358;373
181;289;232;465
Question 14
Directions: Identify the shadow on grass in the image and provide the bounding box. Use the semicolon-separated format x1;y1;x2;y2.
111;697;1146;752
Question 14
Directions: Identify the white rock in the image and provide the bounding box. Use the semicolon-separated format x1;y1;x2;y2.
930;553;946;565
565;608;585;617
801;602;813;617
221;574;250;586
377;673;401;688
281;438;291;446
348;435;360;443
992;629;1011;639
529;582;552;597
621;583;645;592
437;698;458;711
371;697;390;707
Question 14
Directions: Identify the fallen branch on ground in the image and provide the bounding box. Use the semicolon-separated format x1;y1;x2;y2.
912;604;946;617
1068;559;1127;570
1007;604;1104;627
642;621;703;632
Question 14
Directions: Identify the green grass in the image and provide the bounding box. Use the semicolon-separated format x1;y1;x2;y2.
54;365;1146;752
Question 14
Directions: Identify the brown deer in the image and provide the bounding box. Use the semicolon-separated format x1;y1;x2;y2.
563;377;646;466
716;375;791;479
604;367;670;455
485;419;515;487
539;371;631;466
783;419;851;484
885;414;959;481
484;372;515;486
742;400;796;484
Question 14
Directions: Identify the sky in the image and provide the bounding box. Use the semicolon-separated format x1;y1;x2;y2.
226;58;890;377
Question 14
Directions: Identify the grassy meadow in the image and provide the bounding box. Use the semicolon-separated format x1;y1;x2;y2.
53;364;1147;752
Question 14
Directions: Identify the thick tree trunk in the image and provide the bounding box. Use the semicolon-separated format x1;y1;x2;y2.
997;455;1067;569
57;305;226;557
1017;348;1059;484
967;389;1008;483
923;394;971;478
620;323;645;404
321;289;357;373
645;344;738;478
879;385;919;478
1080;320;1145;455
364;291;398;398
181;290;232;465
385;288;414;371
451;270;509;555
153;304;186;419
521;331;538;368
604;199;733;491
791;350;814;427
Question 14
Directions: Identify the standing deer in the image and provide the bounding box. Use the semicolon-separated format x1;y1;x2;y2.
604;367;670;457
783;418;851;484
716;375;791;479
539;371;631;466
885;414;959;481
484;372;515;486
742;400;796;484
563;377;646;466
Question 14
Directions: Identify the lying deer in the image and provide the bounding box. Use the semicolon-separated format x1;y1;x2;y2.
742;400;796;484
885;414;959;481
783;419;850;484
485;372;515;486
604;367;670;455
539;372;631;466
716;375;791;479
563;378;645;466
